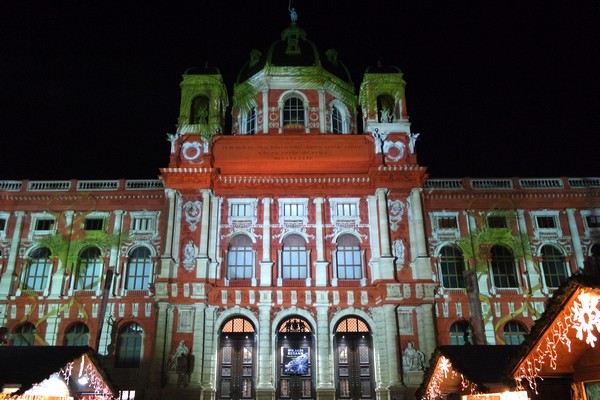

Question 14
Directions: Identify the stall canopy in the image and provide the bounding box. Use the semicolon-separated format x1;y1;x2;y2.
0;346;117;399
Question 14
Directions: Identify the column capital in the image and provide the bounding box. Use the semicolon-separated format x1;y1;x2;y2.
565;208;576;215
262;197;273;205
113;209;125;216
313;197;325;205
14;211;26;217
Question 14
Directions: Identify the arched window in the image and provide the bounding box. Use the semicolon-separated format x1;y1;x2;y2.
588;243;600;275
449;321;471;345
245;107;257;134
541;245;568;288
75;247;102;290
490;245;518;288
283;97;305;127
191;95;209;124
116;323;143;368
64;323;89;346
331;104;343;134
282;234;307;279
21;247;52;291
503;321;527;345
227;235;254;280
336;234;362;279
125;247;152;291
439;245;465;289
12;322;36;346
377;94;395;123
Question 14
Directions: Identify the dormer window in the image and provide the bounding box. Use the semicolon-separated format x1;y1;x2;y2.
245;107;257;134
332;105;343;134
191;95;209;124
283;97;305;128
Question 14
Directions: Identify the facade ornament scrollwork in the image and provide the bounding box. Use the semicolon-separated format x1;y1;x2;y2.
183;200;202;231
388;199;404;231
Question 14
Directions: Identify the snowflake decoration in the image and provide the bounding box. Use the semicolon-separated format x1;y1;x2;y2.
571;291;600;347
439;356;452;378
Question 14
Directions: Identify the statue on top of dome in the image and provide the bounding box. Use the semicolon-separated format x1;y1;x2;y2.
289;1;298;23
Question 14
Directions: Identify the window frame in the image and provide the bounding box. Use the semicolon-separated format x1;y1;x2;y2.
335;234;363;280
64;323;90;346
125;246;153;291
74;247;103;291
21;247;52;292
489;245;518;289
540;244;568;289
226;234;254;280
438;245;466;289
281;234;308;280
116;323;144;368
503;321;528;345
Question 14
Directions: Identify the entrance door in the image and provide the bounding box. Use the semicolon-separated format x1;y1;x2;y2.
277;318;314;400
334;318;374;400
218;318;256;400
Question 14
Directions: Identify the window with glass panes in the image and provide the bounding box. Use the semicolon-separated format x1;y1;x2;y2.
75;247;102;290
503;321;527;345
336;234;362;279
12;323;36;346
65;323;89;346
439;245;465;288
490;245;518;288
283;97;304;126
449;321;471;345
541;245;567;288
116;323;143;368
227;235;254;280
22;247;52;291
331;105;343;134
282;234;307;279
126;247;152;290
245;107;257;134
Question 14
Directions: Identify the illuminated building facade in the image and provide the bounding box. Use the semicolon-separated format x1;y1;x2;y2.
1;15;600;400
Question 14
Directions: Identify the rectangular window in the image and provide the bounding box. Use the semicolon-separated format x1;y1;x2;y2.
536;216;556;229
35;218;55;231
487;216;507;228
586;215;600;228
231;203;253;218
0;218;6;231
84;218;104;231
336;203;357;217
283;203;304;217
438;216;458;229
132;217;153;231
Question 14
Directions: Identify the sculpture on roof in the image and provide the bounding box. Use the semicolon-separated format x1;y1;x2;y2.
289;1;298;23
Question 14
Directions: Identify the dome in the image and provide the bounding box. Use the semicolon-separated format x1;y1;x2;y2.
364;63;403;75
236;22;353;85
184;64;221;75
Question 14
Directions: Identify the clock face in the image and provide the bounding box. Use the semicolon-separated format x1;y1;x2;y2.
182;141;202;162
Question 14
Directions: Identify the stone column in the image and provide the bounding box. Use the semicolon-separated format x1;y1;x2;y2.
566;208;584;270
196;305;216;400
383;304;401;387
0;211;25;297
314;197;328;287
256;294;275;400
190;302;206;386
160;189;180;279
260;198;273;286
376;189;392;257
199;189;211;258
410;188;430;279
376;189;395;280
148;302;172;396
316;300;335;400
415;304;436;363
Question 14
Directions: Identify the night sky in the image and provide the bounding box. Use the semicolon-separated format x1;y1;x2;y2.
1;1;599;180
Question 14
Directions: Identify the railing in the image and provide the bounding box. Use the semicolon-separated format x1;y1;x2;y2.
0;179;164;192
424;177;600;190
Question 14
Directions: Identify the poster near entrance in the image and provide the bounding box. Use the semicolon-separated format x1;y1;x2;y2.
282;347;309;375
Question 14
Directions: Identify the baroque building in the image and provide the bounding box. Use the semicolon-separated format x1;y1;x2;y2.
1;13;600;400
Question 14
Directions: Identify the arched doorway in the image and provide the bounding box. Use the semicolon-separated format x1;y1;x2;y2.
217;317;256;400
277;317;314;400
334;317;375;400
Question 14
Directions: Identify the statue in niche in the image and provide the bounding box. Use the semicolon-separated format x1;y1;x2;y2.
169;340;191;387
388;199;404;231
408;132;420;154
394;239;405;264
183;240;196;270
402;342;426;372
